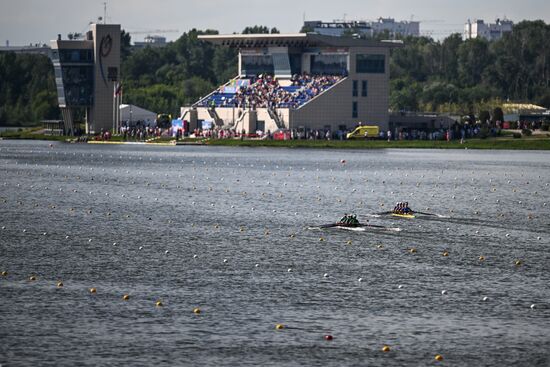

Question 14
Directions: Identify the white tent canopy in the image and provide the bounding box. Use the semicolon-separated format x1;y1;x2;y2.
119;104;157;125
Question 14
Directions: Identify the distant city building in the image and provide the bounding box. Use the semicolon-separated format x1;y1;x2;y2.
304;18;420;38
463;18;513;41
133;35;167;49
50;23;121;135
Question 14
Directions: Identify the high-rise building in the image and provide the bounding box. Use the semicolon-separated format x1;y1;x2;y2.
50;23;120;134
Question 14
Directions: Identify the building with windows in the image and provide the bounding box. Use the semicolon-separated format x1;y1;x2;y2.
304;18;420;38
181;33;401;134
133;35;167;49
49;23;120;134
463;18;513;41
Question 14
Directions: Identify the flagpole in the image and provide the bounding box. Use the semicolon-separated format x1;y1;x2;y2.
112;82;116;135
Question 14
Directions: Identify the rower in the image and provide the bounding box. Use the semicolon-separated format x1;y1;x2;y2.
339;214;348;224
393;202;400;213
403;202;412;214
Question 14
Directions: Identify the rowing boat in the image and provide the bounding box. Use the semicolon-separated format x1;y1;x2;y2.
391;213;416;219
311;223;401;232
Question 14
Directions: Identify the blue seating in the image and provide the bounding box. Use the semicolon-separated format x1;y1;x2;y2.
196;76;342;109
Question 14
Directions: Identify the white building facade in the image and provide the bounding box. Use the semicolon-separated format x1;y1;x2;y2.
464;18;513;41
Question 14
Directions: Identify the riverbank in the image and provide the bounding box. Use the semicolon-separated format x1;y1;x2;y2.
2;128;550;149
207;136;550;150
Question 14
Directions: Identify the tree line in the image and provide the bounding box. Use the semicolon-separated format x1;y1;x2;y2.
0;21;548;125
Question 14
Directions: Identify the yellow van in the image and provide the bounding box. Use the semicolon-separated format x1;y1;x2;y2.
346;125;380;139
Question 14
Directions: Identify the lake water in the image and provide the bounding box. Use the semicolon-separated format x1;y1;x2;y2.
1;140;549;366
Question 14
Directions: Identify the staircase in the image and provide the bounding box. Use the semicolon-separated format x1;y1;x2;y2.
207;109;224;127
267;108;284;129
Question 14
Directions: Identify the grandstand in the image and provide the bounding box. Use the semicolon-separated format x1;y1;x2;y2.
180;33;401;134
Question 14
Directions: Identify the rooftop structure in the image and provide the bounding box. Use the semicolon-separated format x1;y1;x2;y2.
304;18;420;38
464;18;513;41
181;33;401;134
0;43;51;56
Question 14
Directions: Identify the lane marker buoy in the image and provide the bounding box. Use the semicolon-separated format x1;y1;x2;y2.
275;323;284;330
90;287;97;293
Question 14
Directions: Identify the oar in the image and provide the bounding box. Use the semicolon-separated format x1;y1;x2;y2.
413;211;437;216
375;211;393;215
364;223;389;229
319;223;339;228
413;211;450;218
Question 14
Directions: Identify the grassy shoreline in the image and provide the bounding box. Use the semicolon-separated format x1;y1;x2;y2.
207;137;550;150
2;129;550;150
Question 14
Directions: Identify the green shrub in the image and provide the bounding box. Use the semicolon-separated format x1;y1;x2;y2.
512;133;522;138
522;128;532;136
541;122;549;131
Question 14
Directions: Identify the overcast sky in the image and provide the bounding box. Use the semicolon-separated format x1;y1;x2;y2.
1;0;549;45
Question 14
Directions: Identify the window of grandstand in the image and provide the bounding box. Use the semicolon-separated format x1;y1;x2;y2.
362;80;368;97
310;54;347;75
241;55;274;76
352;80;358;97
289;54;302;75
352;101;358;118
356;54;385;73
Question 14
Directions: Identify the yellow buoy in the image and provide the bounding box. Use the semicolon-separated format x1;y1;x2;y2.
382;345;391;352
377;244;383;249
156;300;163;307
1;271;7;276
515;260;522;266
193;307;201;314
89;287;97;293
409;248;417;254
442;251;449;257
29;276;37;281
319;237;324;242
57;282;64;288
347;240;352;245
479;255;485;261
435;354;443;361
123;294;130;300
275;323;284;330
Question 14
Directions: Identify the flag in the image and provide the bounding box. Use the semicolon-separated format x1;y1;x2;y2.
114;82;123;96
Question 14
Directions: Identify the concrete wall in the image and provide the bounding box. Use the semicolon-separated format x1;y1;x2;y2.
289;46;390;132
89;24;120;133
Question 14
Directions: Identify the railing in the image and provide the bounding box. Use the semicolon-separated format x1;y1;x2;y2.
233;109;248;131
192;76;238;108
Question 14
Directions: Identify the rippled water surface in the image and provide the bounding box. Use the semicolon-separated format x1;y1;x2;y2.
1;140;550;366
